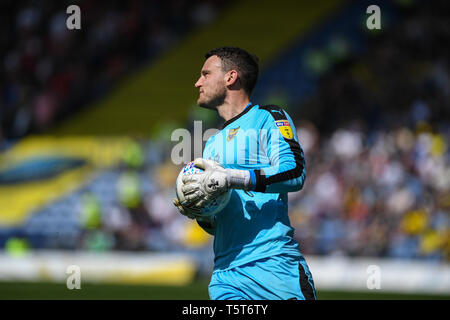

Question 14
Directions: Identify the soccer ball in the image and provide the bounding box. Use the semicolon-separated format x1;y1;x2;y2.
175;161;231;218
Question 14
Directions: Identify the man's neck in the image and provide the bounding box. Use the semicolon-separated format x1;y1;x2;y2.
217;97;250;122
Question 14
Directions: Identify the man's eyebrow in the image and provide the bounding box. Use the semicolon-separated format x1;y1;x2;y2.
201;69;210;75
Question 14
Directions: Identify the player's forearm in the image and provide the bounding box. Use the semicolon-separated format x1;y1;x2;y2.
249;158;306;193
229;161;306;193
250;134;306;193
260;172;306;193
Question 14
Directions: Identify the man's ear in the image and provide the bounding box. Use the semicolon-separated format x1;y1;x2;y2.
225;69;239;87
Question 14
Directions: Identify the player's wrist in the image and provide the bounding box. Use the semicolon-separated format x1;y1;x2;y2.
226;169;251;191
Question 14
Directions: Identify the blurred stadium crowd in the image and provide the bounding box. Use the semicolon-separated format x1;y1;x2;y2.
0;0;227;139
0;0;448;265
289;1;449;261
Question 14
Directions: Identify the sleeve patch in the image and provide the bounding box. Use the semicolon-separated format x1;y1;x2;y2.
275;120;294;139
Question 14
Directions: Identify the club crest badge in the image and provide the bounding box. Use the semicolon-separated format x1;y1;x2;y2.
275;120;294;139
227;127;240;141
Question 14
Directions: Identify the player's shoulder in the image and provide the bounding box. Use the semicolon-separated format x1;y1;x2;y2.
254;104;290;121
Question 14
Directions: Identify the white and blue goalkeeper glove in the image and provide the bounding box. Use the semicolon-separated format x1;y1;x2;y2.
172;197;196;219
181;158;251;208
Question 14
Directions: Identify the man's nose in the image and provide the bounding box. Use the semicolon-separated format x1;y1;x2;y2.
195;77;202;88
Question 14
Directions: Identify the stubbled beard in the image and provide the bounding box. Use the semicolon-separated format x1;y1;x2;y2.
198;90;226;110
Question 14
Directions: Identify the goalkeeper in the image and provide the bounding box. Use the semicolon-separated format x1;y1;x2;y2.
173;47;316;300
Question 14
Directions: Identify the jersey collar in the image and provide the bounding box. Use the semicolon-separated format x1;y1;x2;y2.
220;102;254;129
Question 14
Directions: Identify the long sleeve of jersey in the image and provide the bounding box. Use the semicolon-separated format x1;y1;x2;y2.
251;106;306;193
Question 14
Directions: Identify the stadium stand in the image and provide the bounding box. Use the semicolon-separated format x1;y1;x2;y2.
0;0;229;139
288;1;449;261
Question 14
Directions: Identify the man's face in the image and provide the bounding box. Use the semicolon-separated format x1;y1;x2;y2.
195;55;227;109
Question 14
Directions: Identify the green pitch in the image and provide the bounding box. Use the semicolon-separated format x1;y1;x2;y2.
0;279;448;300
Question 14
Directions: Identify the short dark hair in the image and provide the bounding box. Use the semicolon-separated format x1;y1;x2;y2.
205;46;259;96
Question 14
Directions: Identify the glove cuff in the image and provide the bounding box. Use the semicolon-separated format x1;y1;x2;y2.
226;169;251;191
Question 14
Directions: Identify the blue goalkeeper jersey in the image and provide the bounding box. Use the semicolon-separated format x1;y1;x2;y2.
202;102;307;272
